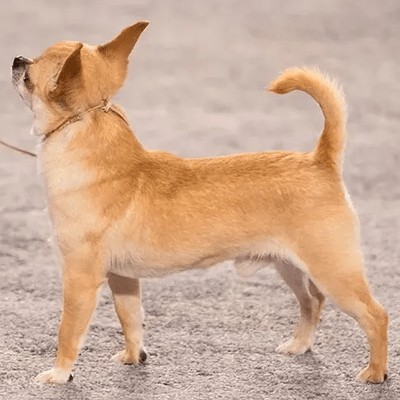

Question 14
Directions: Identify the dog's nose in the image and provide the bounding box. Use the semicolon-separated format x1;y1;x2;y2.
12;56;31;69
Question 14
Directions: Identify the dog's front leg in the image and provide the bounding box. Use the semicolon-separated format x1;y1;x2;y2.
108;273;147;364
35;252;105;384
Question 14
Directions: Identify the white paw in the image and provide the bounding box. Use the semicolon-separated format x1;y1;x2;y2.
276;338;311;355
34;367;73;385
111;347;147;364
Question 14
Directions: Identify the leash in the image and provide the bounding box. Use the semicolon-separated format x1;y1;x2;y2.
0;99;128;158
0;138;37;158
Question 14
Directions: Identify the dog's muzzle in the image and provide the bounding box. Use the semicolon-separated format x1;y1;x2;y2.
12;56;32;70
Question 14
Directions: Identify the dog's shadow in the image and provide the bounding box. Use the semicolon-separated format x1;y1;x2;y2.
279;352;395;400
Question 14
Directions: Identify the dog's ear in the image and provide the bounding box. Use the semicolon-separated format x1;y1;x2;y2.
50;43;83;106
98;21;149;61
97;22;148;94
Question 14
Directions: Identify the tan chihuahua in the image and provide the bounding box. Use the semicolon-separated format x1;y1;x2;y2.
11;21;387;384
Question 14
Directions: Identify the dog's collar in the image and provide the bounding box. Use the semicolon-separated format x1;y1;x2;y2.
42;99;128;142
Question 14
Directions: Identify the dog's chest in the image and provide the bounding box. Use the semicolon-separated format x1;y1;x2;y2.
44;161;94;195
39;145;106;242
40;136;95;194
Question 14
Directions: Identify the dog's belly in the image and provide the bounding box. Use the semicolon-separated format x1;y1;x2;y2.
106;247;234;278
105;239;306;279
108;259;206;279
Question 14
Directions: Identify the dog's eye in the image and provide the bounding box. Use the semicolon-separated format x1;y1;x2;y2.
23;70;30;83
23;70;34;91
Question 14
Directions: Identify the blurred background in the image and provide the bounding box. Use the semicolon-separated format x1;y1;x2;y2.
0;1;399;399
1;0;399;203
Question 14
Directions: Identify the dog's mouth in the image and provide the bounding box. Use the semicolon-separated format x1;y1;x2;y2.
11;56;33;87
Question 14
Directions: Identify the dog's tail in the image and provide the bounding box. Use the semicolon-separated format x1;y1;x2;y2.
268;67;347;171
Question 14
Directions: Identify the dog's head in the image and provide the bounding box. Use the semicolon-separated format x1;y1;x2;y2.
11;21;149;135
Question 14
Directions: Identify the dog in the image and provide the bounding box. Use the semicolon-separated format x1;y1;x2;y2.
11;21;388;385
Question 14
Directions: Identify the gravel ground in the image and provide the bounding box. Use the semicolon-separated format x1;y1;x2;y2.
1;1;399;399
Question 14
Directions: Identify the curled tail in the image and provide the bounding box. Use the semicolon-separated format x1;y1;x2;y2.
269;67;347;171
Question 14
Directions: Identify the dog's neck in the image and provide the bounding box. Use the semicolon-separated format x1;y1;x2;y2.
41;99;129;142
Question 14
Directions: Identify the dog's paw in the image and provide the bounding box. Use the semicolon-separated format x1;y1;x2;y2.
356;365;387;384
34;367;73;385
111;347;147;364
276;339;311;355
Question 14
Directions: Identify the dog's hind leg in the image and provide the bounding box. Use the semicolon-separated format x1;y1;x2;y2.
299;227;388;383
311;259;387;383
275;260;325;355
108;273;147;364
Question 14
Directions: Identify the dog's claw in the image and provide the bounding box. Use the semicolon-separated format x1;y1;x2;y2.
140;348;148;363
